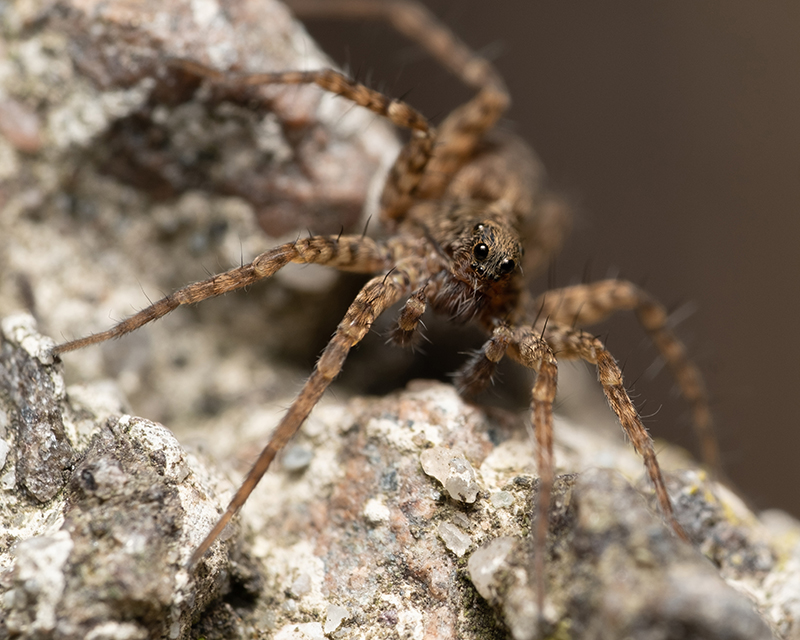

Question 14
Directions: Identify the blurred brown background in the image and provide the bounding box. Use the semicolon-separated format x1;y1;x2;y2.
304;1;800;516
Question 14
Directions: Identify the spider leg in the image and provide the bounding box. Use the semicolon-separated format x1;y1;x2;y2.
388;284;428;347
287;0;510;211
485;326;557;620
453;322;512;396
540;322;689;544
52;234;391;355
530;279;720;477
453;322;558;617
172;57;435;225
189;268;411;566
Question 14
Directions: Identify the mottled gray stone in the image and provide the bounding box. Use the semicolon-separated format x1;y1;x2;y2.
0;316;73;502
0;316;233;639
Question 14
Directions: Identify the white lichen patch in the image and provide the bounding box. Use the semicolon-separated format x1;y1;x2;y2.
48;79;155;149
5;530;73;636
1;314;56;363
259;540;328;617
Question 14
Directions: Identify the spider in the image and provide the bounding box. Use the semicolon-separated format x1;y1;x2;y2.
52;0;718;617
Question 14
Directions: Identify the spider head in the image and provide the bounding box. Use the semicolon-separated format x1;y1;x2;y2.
464;222;522;284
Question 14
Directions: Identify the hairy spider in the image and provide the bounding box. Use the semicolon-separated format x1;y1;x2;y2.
53;0;718;616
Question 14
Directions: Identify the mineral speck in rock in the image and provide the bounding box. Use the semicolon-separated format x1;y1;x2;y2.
289;572;312;598
363;497;391;525
323;604;349;634
438;521;472;557
420;446;480;503
0;438;9;470
467;536;517;604
490;490;514;508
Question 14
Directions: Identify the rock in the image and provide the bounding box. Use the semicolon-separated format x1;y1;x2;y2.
2;0;800;638
420;446;481;503
0;316;73;503
0;315;232;639
4;318;800;638
467;469;775;640
323;604;350;634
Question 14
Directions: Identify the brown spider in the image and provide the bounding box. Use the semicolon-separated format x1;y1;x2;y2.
52;0;718;616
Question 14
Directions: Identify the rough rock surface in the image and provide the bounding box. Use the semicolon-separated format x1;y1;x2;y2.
0;315;232;639
2;317;799;639
2;1;800;639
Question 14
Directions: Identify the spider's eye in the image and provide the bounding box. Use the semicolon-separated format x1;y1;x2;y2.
473;243;489;261
498;258;516;275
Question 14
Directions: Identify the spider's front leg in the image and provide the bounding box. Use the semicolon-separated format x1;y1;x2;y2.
455;320;689;619
51;231;415;562
188;266;412;566
388;285;429;348
454;324;557;617
52;235;391;355
507;327;559;620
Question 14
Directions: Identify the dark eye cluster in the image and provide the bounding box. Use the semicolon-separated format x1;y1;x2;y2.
470;224;516;279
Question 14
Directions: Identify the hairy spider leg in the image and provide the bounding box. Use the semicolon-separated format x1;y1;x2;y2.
189;265;417;565
389;285;429;347
52;2;719;622
172;57;436;225
531;279;720;477
52;235;391;355
539;322;689;542
288;0;511;215
456;320;688;615
53;234;434;565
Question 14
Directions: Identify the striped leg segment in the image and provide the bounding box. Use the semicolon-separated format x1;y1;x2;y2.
189;268;411;565
531;279;720;476
52;235;391;355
